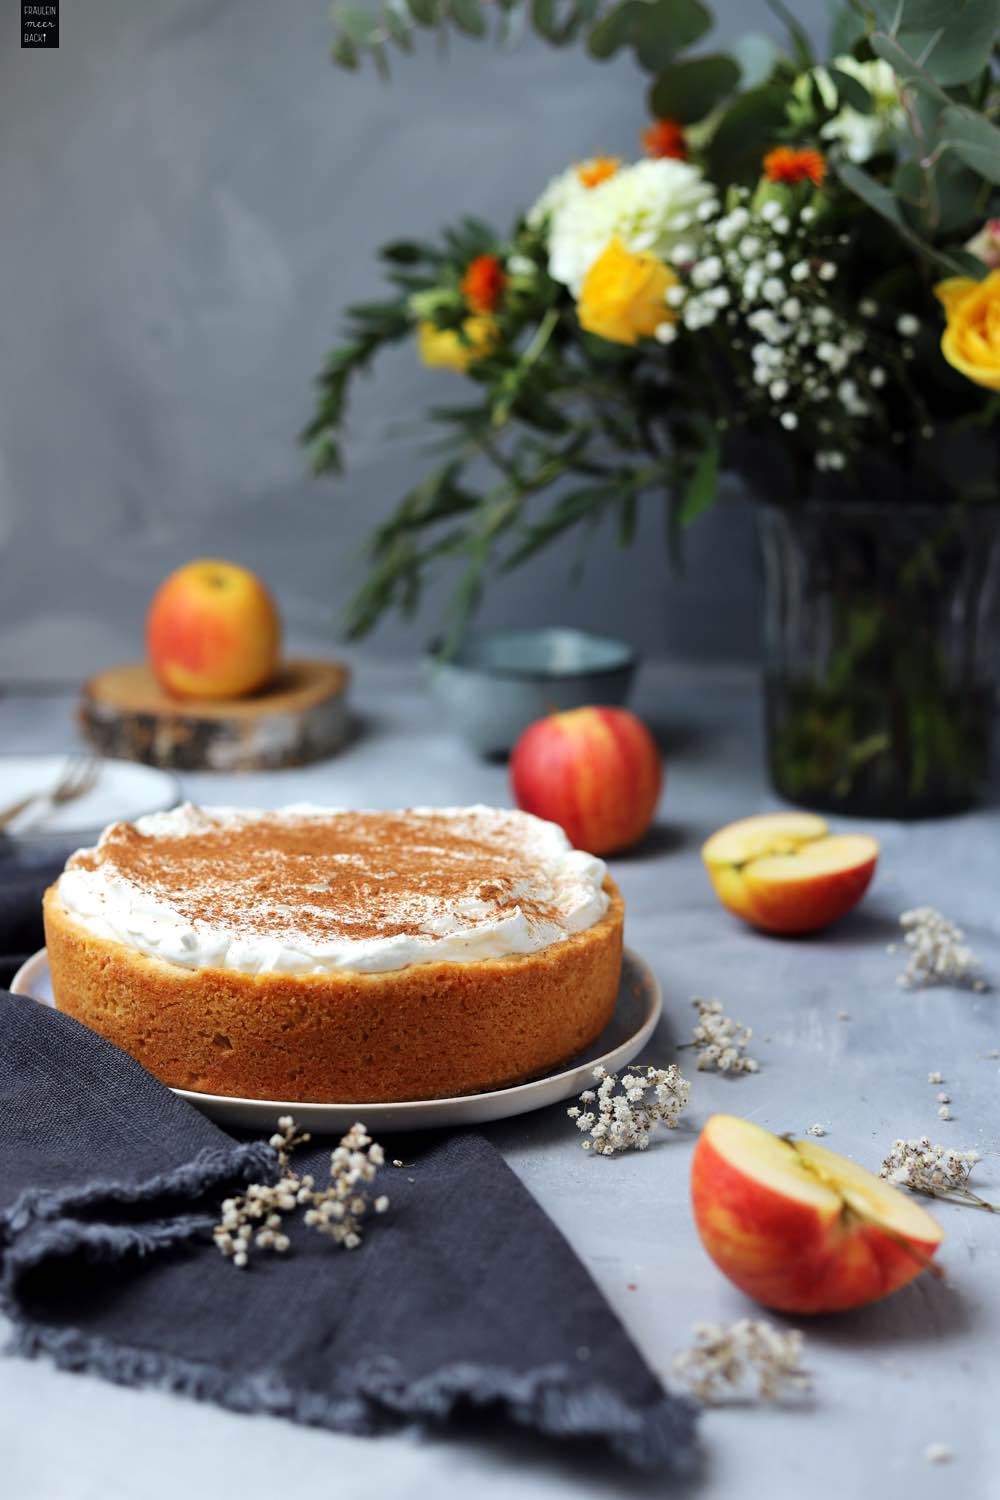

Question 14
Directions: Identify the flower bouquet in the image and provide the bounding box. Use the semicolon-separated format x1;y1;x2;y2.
305;0;1000;815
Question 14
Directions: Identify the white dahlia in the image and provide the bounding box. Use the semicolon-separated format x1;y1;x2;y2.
546;158;714;295
527;163;590;230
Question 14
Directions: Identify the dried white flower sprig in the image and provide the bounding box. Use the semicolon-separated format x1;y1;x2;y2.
893;907;986;990
213;1116;389;1266
672;1320;810;1405
568;1063;690;1155
880;1137;997;1213
685;997;760;1074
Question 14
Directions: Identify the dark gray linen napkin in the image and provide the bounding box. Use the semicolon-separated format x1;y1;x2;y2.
0;862;698;1474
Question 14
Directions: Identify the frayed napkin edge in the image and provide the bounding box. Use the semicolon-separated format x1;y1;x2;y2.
3;1324;699;1475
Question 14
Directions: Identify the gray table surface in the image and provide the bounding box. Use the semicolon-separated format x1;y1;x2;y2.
2;657;998;1500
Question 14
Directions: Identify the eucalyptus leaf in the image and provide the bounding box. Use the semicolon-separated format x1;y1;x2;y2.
763;0;813;67
828;0;867;54
828;65;873;115
634;0;712;72
870;31;951;103
900;0;1000;87
873;0;971;26
933;152;987;234
586;0;640;59
531;0;561;40
892;156;978;242
939;104;1000;185
334;1;383;43
649;54;741;124
448;0;487;36
406;0;441;28
707;82;790;184
836;158;974;274
383;3;415;51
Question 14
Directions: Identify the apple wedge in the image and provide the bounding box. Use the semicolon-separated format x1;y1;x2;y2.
691;1115;943;1314
702;812;878;933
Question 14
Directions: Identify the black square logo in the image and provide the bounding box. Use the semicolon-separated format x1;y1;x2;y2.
22;1;59;47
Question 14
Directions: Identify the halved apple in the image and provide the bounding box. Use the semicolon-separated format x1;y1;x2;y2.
691;1115;943;1314
701;812;878;933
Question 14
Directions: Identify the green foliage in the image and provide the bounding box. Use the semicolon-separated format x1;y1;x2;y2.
648;54;741;124
707;83;790;184
939;107;1000;187
675;423;720;525
835;161;980;276
302;213;706;642
314;0;1000;640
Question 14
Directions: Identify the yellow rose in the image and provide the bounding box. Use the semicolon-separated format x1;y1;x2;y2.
417;315;497;372
934;270;1000;390
577;237;678;347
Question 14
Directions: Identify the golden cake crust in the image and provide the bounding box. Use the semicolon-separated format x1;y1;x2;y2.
43;879;624;1102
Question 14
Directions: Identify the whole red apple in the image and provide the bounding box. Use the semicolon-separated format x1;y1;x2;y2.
510;706;662;854
147;559;281;701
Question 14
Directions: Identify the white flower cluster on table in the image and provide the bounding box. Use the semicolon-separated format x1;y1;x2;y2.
880;1137;996;1212
213;1117;389;1266
894;907;986;990
567;1062;690;1155
689;997;760;1074
673;1319;810;1404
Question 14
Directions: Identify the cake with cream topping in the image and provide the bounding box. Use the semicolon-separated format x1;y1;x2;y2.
43;804;624;1102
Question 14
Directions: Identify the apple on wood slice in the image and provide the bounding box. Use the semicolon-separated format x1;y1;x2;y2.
510;706;662;856
701;812;878;934
691;1115;943;1315
147;559;282;701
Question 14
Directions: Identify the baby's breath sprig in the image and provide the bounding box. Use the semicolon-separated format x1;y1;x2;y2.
213;1116;390;1266
880;1137;997;1213
672;1320;811;1405
664;190;921;473
683;997;760;1075
567;1062;690;1155
893;907;987;990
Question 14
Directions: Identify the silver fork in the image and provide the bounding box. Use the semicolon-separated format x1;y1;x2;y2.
0;756;100;832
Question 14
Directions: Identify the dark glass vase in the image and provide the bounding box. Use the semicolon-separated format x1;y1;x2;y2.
758;502;1000;818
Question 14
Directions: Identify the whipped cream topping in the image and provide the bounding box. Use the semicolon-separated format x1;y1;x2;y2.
56;803;610;976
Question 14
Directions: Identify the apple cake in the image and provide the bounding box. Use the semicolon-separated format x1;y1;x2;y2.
43;804;624;1102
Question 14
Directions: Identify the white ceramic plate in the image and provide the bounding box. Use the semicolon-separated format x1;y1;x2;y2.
11;947;662;1131
0;755;180;848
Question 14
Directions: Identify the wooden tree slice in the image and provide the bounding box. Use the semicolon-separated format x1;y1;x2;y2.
79;660;351;772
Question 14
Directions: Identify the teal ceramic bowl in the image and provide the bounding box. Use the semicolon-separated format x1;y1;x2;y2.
424;628;638;756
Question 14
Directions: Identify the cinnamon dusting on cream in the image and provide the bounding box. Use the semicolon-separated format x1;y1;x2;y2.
71;808;562;941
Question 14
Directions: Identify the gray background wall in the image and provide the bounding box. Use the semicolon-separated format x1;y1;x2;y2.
0;0;826;680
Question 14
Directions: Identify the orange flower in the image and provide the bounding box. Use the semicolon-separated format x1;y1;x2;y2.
461;254;507;314
576;156;621;190
642;119;687;161
763;146;826;187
